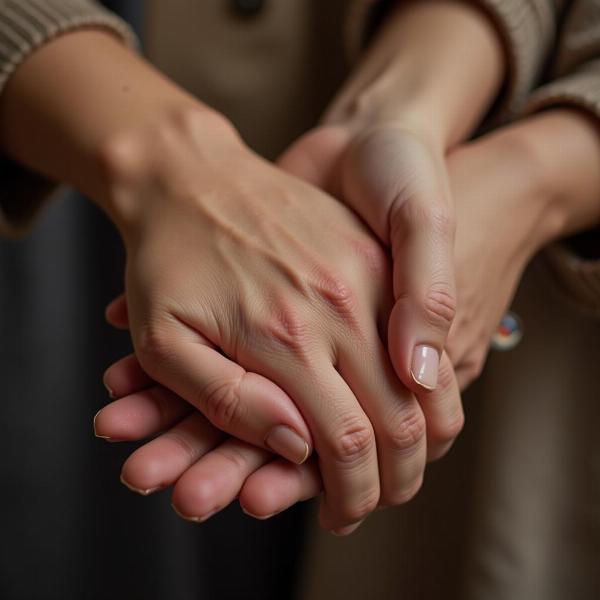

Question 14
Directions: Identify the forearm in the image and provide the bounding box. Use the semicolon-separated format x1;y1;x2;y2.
324;0;505;148
0;30;230;219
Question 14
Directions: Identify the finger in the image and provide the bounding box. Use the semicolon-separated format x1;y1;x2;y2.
455;366;473;393
120;412;224;495
240;457;322;519
105;293;129;329
386;176;456;394
103;353;153;398
340;131;456;393
246;348;381;532
135;320;313;466
337;328;427;507
94;386;191;442
416;351;464;461
171;438;272;522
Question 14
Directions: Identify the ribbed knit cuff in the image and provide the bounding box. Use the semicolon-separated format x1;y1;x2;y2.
473;0;556;119
0;0;137;238
523;60;600;317
524;59;600;119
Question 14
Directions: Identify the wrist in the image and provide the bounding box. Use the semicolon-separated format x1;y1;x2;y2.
490;108;600;248
323;0;505;149
96;106;244;234
472;121;568;255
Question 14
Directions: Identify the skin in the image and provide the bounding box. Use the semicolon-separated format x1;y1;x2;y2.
0;1;504;531
97;107;600;522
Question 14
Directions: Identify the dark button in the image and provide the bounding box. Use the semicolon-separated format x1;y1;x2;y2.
231;0;265;18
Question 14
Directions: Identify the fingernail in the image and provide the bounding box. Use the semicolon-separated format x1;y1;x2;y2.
171;503;218;523
265;426;310;465
119;474;162;496
411;345;440;390
93;409;111;441
242;507;281;521
103;378;116;398
331;523;361;537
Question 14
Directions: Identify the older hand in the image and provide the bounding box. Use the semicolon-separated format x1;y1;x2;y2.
279;122;463;461
97;108;433;533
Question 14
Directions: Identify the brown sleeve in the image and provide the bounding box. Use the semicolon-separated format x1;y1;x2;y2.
0;0;137;238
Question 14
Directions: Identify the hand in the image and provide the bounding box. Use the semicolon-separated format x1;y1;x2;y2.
272;0;503;426
99;108;434;533
98;256;462;534
95;353;322;522
446;110;600;389
279;122;463;460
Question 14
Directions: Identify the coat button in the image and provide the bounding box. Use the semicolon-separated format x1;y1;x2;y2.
231;0;265;17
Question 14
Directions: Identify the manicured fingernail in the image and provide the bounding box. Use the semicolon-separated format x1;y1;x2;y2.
265;426;310;465
411;345;439;390
331;523;361;537
242;507;281;521
93;409;111;441
119;474;162;496
171;503;218;523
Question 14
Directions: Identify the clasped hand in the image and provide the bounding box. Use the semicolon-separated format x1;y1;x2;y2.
94;111;465;534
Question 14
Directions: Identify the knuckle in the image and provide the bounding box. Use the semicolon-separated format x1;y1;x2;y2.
420;204;456;239
314;270;361;325
261;303;312;356
383;408;426;456
328;415;375;465
422;285;456;331
202;376;246;431
163;429;199;463
213;445;248;474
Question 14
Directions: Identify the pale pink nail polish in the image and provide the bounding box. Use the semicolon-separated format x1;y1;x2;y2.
265;425;310;465
411;345;440;390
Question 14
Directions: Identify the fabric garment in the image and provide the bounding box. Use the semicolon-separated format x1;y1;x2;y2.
0;0;599;599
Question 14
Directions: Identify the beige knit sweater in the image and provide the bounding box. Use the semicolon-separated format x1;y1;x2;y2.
0;0;599;314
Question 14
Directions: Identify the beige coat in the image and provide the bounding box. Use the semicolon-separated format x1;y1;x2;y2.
1;1;599;598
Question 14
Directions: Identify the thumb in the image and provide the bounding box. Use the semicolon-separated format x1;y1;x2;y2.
341;128;456;393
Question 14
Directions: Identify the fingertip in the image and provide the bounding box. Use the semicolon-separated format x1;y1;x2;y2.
105;294;129;329
103;354;153;399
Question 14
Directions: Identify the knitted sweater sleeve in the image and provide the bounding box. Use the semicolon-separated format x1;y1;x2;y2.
0;0;136;237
